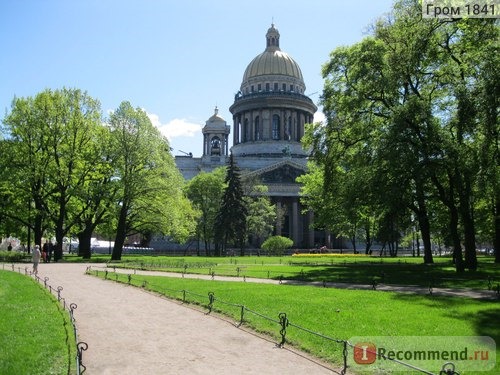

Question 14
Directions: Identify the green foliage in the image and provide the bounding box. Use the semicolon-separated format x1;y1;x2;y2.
2;88;106;255
185;168;226;255
244;184;276;247
214;154;248;255
303;0;499;269
0;271;76;374
0;250;29;262
1;92;197;261
108;102;196;260
261;235;293;256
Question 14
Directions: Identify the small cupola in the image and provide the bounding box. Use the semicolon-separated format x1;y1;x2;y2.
266;23;280;51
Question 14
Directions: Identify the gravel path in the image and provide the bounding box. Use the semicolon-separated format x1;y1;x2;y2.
35;263;338;375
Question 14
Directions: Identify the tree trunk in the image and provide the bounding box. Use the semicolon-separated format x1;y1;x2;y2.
458;177;477;270
112;205;128;261
33;195;44;247
495;197;500;263
54;229;64;262
365;227;372;255
54;191;66;261
431;173;464;272
415;185;433;263
450;205;465;273
78;225;94;259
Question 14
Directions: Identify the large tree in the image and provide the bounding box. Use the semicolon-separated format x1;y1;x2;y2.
185;168;226;256
244;184;277;250
303;0;498;270
214;154;248;256
2;88;104;257
108;101;195;260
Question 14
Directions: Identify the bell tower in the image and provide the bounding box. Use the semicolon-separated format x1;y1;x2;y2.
202;106;230;158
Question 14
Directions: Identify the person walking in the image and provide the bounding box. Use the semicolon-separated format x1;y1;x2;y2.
32;245;41;275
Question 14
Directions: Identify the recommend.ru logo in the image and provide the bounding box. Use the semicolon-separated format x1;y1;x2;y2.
349;336;496;373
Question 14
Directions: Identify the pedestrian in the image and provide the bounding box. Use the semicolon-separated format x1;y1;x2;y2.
42;241;48;263
32;245;41;275
47;241;53;263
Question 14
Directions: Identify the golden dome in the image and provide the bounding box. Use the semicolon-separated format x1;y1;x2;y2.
242;50;304;82
240;24;305;93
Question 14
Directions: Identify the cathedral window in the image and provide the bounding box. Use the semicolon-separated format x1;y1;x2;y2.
243;118;249;142
254;116;260;140
282;83;286;91
286;117;292;140
274;83;278;91
266;83;270;91
210;137;221;155
258;84;262;92
272;115;280;140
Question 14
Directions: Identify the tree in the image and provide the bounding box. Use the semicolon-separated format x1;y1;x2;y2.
214;154;248;256
185;168;226;256
108;101;196;260
244;184;277;249
38;89;104;261
2;88;104;257
304;0;497;271
261;235;293;256
73;125;118;259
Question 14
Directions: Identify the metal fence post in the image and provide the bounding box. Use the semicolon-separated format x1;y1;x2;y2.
277;312;289;347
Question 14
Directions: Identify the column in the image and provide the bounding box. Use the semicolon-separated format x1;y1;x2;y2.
275;200;282;236
250;110;254;141
233;115;238;145
292;199;299;246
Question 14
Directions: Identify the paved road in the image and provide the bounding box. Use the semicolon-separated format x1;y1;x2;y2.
27;263;339;375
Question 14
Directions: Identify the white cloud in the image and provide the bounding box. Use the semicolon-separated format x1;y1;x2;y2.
147;113;202;141
313;111;326;124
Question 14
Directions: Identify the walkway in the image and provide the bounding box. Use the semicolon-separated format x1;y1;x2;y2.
33;263;338;375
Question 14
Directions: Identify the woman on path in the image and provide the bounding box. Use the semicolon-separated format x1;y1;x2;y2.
32;245;41;275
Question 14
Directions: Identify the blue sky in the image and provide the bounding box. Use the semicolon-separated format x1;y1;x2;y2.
0;0;395;157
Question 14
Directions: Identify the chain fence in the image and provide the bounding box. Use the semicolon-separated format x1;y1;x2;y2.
2;263;88;374
112;259;500;299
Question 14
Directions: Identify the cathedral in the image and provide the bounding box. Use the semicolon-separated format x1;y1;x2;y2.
175;24;322;249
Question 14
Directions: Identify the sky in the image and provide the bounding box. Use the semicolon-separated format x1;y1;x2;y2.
0;0;395;157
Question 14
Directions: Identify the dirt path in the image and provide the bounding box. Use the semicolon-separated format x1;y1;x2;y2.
35;263;338;375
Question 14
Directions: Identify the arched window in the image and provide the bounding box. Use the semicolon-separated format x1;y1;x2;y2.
272;114;280;140
243;118;249;142
285;117;292;141
254;116;260;140
210;137;221;155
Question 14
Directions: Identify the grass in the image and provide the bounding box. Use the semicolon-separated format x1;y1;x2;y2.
91;269;500;374
0;270;76;375
94;254;500;290
4;252;497;373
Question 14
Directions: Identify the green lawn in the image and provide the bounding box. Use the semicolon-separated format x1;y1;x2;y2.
99;254;499;290
0;270;76;375
92;269;500;374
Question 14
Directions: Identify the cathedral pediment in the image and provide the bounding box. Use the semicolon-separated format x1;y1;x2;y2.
243;160;307;184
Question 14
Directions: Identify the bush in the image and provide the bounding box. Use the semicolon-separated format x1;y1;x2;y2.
0;251;30;263
261;236;293;256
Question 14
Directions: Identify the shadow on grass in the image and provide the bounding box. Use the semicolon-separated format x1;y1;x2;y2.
471;308;500;345
386;292;500;345
283;261;498;289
